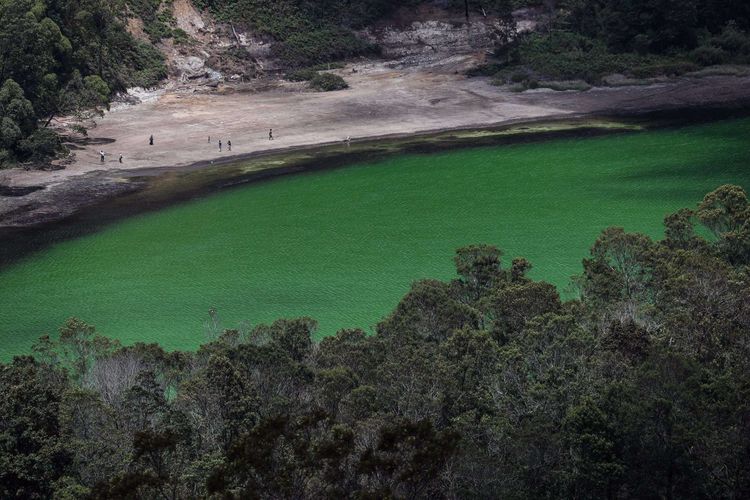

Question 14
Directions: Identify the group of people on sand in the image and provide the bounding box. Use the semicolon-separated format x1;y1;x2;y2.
97;129;352;164
209;129;275;153
99;150;122;163
99;134;156;164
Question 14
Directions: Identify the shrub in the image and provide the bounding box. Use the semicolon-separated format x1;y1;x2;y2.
271;27;378;68
542;80;592;92
630;61;700;78
172;28;193;46
510;70;529;83
309;73;349;91
286;68;318;82
0;148;12;168
307;62;346;71
516;32;634;83
691;45;728;66
18;128;64;163
465;63;505;77
712;23;750;53
125;41;168;88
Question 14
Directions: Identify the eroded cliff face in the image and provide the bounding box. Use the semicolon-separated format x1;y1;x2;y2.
360;19;507;69
124;1;527;90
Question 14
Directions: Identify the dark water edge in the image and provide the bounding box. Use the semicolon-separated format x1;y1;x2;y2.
2;104;750;270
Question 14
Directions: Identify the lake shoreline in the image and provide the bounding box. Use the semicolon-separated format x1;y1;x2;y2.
1;115;749;360
2;103;750;269
2;71;750;233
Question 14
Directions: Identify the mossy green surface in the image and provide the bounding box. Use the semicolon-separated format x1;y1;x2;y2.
1;118;749;359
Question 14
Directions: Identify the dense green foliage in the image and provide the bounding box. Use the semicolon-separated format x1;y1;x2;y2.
309;72;348;91
2;184;749;497
122;0;178;42
0;0;166;167
483;0;750;85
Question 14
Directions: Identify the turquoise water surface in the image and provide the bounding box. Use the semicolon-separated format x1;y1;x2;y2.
1;118;749;359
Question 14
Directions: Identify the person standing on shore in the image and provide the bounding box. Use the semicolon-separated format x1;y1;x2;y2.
269;128;274;140
228;140;232;151
149;135;153;146
119;154;123;163
218;140;222;152
99;150;105;163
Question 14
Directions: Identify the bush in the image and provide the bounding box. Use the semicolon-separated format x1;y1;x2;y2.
691;45;728;66
712;23;750;53
18;128;64;163
510;70;530;83
286;68;318;82
309;73;349;91
630;61;700;78
0;148;14;168
125;41;168;88
307;62;346;71
542;80;592;91
272;27;378;68
172;28;193;46
465;63;505;77
516;32;636;83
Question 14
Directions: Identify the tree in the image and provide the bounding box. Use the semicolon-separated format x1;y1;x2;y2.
561;397;624;498
0;0;166;166
358;419;459;498
697;184;750;265
0;79;35;159
482;281;561;342
454;244;504;295
0;356;72;498
378;279;480;342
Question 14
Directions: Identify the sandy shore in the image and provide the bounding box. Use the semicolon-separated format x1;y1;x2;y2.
2;60;750;228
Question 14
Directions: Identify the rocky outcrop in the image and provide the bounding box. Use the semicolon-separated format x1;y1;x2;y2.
360;19;506;67
364;20;497;54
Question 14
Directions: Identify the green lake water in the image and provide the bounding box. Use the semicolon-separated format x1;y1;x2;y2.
1;118;750;359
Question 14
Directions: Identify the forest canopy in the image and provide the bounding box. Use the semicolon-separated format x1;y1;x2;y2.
0;0;165;167
2;184;749;498
485;0;750;86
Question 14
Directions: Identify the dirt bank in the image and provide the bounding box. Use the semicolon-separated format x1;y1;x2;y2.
2;60;750;229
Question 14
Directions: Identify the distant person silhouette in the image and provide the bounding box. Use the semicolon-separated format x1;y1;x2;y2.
269;128;274;140
149;135;153;146
99;150;105;162
119;154;123;163
228;140;232;151
218;140;222;152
